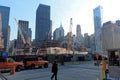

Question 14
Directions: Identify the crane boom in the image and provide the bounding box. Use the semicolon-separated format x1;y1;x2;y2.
67;18;73;54
14;18;26;44
0;13;4;49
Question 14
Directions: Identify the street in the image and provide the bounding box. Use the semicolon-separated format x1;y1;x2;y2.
3;62;106;80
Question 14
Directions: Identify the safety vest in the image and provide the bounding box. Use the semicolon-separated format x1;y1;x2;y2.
100;61;106;71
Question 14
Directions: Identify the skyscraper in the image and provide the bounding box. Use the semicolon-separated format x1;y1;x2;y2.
101;21;120;55
27;28;32;42
35;4;51;48
76;24;83;47
116;20;120;26
53;24;64;40
0;6;10;52
93;6;103;53
84;33;90;48
17;20;30;49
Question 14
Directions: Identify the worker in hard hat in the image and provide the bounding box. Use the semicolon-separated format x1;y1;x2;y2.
100;57;107;80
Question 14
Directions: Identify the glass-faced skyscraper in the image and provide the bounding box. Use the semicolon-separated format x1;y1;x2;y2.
35;4;51;48
93;6;103;53
0;6;10;52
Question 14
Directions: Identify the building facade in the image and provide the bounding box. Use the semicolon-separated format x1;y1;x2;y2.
17;20;30;49
89;34;95;53
101;21;120;52
93;6;103;53
0;6;10;52
83;33;95;53
27;28;32;43
53;24;64;40
7;26;10;52
84;33;90;48
35;4;51;48
116;20;120;27
76;24;83;47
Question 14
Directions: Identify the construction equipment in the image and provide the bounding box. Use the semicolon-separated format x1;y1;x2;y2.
0;13;4;50
14;19;27;45
67;18;73;54
14;19;31;54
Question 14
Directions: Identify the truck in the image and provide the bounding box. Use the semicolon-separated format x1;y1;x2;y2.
23;56;49;69
0;52;24;72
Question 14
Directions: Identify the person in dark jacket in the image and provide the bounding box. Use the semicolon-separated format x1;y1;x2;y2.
51;61;58;80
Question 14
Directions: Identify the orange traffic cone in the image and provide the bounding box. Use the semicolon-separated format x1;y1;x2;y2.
10;66;15;75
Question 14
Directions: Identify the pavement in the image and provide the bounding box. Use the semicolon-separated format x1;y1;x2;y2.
2;61;119;80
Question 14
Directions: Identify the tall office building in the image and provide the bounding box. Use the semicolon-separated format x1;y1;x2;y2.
35;4;51;48
76;24;83;47
116;20;120;26
84;33;90;48
17;20;30;49
0;6;10;52
27;28;32;42
7;26;10;52
101;21;120;54
89;34;95;53
53;24;64;40
93;6;103;53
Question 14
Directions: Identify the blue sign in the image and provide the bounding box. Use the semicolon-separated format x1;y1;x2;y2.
0;52;8;58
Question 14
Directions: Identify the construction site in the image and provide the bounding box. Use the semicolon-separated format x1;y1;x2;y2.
7;18;92;64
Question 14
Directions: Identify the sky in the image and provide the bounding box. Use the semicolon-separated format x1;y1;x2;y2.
0;0;120;40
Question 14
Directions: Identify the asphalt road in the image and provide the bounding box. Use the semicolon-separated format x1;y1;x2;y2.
2;62;111;80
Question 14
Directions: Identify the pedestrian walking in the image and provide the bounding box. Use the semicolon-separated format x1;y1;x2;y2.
51;61;58;80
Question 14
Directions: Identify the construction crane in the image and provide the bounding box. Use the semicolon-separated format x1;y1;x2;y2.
0;13;4;51
67;18;73;54
14;19;26;45
14;19;31;54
